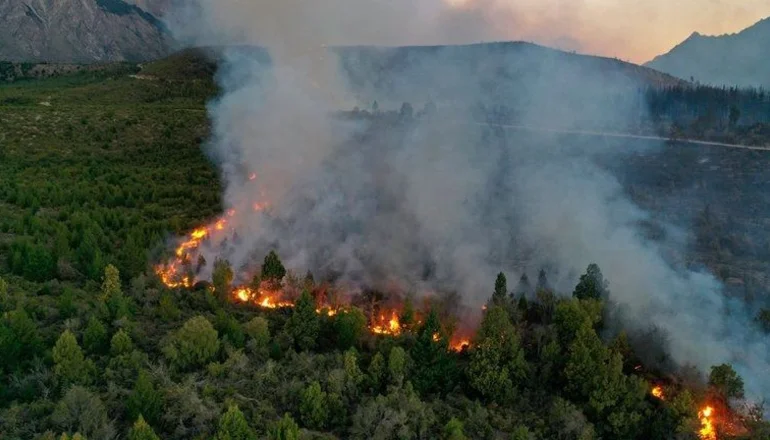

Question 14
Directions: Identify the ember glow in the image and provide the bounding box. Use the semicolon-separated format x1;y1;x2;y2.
371;311;402;336
699;406;716;440
155;214;472;352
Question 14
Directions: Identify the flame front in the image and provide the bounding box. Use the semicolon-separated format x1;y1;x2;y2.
699;406;716;440
156;186;474;352
651;385;664;400
372;312;402;336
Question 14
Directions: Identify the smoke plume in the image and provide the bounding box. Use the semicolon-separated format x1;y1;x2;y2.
168;0;769;406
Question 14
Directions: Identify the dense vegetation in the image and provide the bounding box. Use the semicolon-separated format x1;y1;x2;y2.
0;52;769;439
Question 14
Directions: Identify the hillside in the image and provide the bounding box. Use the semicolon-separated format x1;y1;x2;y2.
0;0;172;62
646;17;770;88
336;42;683;107
0;51;769;440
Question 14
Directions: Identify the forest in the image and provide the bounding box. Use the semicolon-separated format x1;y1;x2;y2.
0;51;769;439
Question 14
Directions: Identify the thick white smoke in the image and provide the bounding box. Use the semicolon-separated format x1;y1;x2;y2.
168;0;769;406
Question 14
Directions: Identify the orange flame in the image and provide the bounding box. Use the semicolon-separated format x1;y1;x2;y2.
451;339;471;352
651;385;664;400
699;406;716;440
156;205;477;353
371;311;402;336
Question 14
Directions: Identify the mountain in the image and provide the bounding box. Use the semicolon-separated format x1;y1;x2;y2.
0;0;172;62
646;17;770;89
122;0;169;17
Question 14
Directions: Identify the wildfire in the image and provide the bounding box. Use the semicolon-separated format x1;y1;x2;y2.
699;406;716;440
372;312;402;336
651;385;665;400
156;196;475;352
451;339;471;351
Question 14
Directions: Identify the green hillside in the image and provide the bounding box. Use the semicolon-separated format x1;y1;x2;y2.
0;53;767;440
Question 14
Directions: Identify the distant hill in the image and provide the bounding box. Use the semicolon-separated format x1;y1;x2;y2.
646;17;770;89
0;0;173;62
336;42;683;102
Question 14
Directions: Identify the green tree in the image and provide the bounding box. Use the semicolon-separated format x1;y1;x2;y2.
216;405;257;440
127;416;160;440
286;289;319;351
158;292;180;322
102;264;121;299
511;425;532;440
127;370;162;426
83;317;108;354
388;346;408;387
268;414;300;440
492;272;508;306
335;307;367;349
102;264;129;319
468;306;528;402
215;310;246;348
300;381;328;429
52;386;113;439
261;250;286;283
162;316;220;369
0;308;43;373
0;276;9;311
572;264;609;301
53;330;93;386
411;309;455;395
400;295;416;333
563;323;645;438
367;352;386;391
445;417;467;440
212;259;234;301
709;363;745;400
110;329;134;356
244;316;270;354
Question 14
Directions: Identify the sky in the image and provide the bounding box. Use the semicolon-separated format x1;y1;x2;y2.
438;0;770;63
171;0;770;64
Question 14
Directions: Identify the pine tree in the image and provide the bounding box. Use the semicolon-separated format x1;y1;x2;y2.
102;264;129;319
110;329;134;356
335;307;367;349
162;316;220;369
468;305;528;402
573;263;609;301
492;272;508;306
216;405;257;440
444;417;467;440
127;370;162;426
212;259;234;301
410;309;455;394
268;414;299;440
300;382;328;429
52;330;93;386
286;289;319;351
83;317;108;354
127;415;160;440
261;250;286;283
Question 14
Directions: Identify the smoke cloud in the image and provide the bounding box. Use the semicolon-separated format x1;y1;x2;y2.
168;0;769;406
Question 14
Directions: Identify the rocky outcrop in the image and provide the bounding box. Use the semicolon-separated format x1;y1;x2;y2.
0;0;173;62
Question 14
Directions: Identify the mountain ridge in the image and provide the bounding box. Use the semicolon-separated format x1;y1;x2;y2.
0;0;172;62
646;17;770;88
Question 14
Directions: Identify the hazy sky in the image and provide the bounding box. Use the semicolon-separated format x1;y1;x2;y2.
173;0;770;64
445;0;770;63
